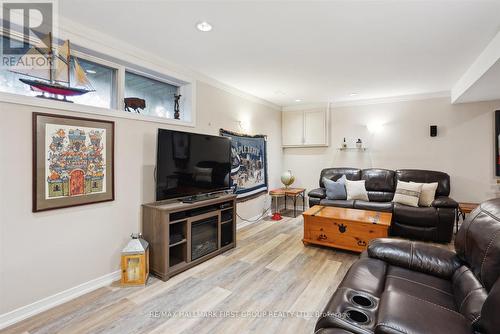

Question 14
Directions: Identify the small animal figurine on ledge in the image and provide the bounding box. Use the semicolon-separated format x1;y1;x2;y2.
124;97;146;114
174;94;181;120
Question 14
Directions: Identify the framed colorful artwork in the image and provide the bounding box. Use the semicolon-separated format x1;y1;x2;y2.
33;113;115;212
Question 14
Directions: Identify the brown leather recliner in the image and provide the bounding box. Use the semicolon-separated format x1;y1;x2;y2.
314;198;500;334
308;168;457;242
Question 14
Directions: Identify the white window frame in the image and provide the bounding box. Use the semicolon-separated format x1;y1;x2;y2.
0;30;196;127
70;50;120;109
123;68;186;119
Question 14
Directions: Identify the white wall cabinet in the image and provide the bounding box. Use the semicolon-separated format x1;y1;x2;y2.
282;106;329;147
282;111;304;146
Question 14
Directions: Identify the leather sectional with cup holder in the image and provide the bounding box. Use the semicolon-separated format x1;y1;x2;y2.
314;198;500;334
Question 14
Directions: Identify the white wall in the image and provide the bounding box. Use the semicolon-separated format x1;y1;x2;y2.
284;97;500;202
0;80;281;315
3;87;499;322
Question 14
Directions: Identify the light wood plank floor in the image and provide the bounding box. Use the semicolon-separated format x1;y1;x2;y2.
2;215;358;334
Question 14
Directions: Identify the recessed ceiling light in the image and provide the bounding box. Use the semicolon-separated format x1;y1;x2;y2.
85;69;96;74
196;21;213;32
350;93;358;97
295;99;302;102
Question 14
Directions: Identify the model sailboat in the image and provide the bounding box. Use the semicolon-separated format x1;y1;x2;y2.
13;33;95;101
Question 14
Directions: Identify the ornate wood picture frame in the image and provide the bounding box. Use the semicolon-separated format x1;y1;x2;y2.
33;113;115;212
496;110;500;177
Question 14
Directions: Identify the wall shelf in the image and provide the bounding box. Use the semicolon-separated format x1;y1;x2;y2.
338;147;368;151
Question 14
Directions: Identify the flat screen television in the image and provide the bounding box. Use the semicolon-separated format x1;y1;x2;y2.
156;129;231;201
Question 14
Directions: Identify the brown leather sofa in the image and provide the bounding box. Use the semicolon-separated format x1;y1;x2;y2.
314;198;500;334
308;168;457;242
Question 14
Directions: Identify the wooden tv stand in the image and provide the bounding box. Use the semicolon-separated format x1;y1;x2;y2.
142;194;237;281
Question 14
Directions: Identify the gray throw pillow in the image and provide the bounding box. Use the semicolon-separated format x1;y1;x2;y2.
323;175;347;200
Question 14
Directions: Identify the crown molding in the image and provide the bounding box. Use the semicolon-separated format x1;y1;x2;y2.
282;102;329;112
329;91;450;108
57;17;281;111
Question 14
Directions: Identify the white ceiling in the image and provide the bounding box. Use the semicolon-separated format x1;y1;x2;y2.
59;1;500;107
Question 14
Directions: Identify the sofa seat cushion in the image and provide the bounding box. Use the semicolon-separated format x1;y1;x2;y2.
385;265;456;310
376;290;471;334
354;200;393;212
309;197;321;207
391;221;438;241
393;203;438;227
320;199;355;208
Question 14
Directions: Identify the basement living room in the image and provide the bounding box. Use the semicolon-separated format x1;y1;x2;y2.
1;1;500;334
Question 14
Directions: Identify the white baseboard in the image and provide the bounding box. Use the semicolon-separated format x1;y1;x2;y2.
0;270;121;330
237;213;267;230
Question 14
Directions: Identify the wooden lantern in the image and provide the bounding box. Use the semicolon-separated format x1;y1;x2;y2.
121;233;149;286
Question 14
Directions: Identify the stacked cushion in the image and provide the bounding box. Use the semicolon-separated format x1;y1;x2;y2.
323;175;347;200
412;182;439;207
393;181;422;207
345;179;369;201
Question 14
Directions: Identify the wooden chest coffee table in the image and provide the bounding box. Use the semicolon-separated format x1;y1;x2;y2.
302;205;392;252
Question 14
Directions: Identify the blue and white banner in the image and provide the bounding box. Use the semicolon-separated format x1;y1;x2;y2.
220;129;268;199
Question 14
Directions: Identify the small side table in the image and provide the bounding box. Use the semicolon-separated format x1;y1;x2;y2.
456;202;479;233
269;188;306;218
269;189;286;220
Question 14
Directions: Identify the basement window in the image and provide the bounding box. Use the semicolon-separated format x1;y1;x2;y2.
0;36;117;109
124;71;180;119
68;56;117;109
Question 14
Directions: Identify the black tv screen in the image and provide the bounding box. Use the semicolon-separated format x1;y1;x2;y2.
156;129;231;201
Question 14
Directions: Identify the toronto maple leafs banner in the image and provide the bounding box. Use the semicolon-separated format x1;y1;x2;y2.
220;129;268;199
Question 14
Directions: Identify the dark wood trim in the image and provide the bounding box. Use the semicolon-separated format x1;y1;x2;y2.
218;128;267;139
32;113;37;212
32;112;115;212
496;110;500;177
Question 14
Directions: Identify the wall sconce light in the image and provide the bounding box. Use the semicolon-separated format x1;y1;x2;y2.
367;122;384;134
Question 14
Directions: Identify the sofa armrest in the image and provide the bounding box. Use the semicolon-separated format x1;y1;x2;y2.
367;238;461;279
315;329;354;334
308;187;326;199
432;196;458;208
